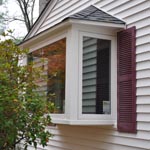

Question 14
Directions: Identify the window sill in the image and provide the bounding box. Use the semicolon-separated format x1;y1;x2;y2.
51;117;116;125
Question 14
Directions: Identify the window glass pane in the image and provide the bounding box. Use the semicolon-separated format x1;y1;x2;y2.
82;36;110;114
32;38;66;113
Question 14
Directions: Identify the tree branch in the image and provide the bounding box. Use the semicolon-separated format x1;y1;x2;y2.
31;0;36;25
16;0;31;31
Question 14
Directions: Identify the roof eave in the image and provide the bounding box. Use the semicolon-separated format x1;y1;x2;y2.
68;18;126;29
19;18;126;48
19;19;72;48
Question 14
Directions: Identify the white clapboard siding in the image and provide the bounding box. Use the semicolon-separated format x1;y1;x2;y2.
43;124;150;150
136;60;150;71
137;78;150;88
137;122;150;131
111;2;150;19
26;0;150;150
137;69;150;79
136;51;150;62
137;96;150;104
103;0;147;15
136;43;150;54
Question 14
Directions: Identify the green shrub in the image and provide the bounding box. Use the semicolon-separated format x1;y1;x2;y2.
0;37;53;150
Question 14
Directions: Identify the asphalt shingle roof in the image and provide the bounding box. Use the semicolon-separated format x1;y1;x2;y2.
66;5;125;24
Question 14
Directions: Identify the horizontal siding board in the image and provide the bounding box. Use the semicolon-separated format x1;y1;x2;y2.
137;122;150;131
106;0;148;15
128;17;150;30
136;87;150;96
124;9;150;24
46;146;70;150
45;0;80;22
137;104;150;113
98;0;130;12
49;125;150;141
136;26;150;38
83;78;96;86
136;61;150;71
95;0;115;8
113;1;150;19
137;113;150;122
136;34;150;46
54;0;71;11
47;140;106;150
83;100;96;106
136;96;150;104
82;92;96;99
83;45;97;54
83;72;96;80
136;43;150;54
136;78;150;88
48;134;150;150
136;52;150;62
136;69;150;79
83;59;96;67
48;0;80;17
39;0;93;33
83;85;96;93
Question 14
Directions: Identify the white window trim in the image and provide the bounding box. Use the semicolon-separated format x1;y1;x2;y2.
25;31;69;121
78;31;117;123
22;20;124;125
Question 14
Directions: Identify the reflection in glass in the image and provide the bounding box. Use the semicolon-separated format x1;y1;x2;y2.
32;38;66;113
82;36;111;114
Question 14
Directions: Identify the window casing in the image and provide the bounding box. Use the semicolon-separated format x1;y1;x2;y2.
78;31;117;123
25;20;125;125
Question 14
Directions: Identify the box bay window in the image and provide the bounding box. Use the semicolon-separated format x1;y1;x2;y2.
23;4;129;125
22;5;137;131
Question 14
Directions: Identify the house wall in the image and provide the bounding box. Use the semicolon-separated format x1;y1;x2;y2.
39;0;51;14
28;0;150;150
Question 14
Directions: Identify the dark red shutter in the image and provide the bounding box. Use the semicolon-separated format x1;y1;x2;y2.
117;27;136;133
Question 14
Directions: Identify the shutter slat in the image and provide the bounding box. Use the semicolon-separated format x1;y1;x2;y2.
117;27;136;133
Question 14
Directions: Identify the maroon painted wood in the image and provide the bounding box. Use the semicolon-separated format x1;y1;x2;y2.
117;27;136;133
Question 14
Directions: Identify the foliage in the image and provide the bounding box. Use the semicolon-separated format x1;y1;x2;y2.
0;35;53;149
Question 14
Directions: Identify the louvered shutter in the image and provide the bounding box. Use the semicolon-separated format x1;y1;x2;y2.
117;27;136;133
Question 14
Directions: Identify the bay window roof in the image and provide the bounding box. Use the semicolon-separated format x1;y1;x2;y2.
22;5;125;44
64;5;125;25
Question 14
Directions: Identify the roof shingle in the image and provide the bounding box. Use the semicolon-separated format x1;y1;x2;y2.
66;5;125;24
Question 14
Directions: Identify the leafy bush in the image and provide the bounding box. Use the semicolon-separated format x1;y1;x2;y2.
0;37;53;149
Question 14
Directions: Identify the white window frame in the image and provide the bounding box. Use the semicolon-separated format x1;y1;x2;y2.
21;19;125;125
26;31;69;122
78;31;117;123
